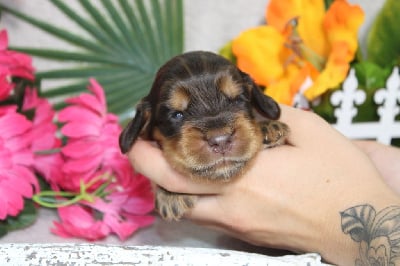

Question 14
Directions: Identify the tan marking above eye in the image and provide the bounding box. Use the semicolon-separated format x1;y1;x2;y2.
168;87;190;111
216;73;242;99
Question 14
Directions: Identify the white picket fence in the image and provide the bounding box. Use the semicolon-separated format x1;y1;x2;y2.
331;67;400;145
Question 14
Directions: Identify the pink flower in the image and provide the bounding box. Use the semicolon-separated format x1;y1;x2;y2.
0;106;39;220
57;78;122;191
52;205;111;241
0;30;35;101
0;70;14;100
52;172;155;241
50;79;155;240
89;171;155;240
22;88;64;186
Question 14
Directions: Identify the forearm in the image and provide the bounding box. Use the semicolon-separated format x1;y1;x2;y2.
354;141;400;195
319;193;400;265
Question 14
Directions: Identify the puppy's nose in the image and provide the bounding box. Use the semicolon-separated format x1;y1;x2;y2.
207;133;233;154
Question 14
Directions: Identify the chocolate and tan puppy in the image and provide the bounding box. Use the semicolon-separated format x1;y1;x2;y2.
119;51;289;221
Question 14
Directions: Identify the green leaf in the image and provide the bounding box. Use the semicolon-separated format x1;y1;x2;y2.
354;61;391;90
353;61;392;122
2;200;38;232
36;66;129;80
219;41;237;65
311;90;337;123
367;0;400;67
0;0;184;120
0;223;8;238
50;0;125;54
0;4;108;54
323;0;334;10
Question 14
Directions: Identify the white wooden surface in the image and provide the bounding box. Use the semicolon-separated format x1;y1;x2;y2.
0;209;327;265
0;243;325;266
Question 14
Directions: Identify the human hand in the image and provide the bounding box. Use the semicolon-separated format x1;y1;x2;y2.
354;140;400;195
128;105;400;265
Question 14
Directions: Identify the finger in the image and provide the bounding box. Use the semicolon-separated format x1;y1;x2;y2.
127;139;223;194
278;104;348;147
184;195;223;223
353;140;387;155
184;194;247;239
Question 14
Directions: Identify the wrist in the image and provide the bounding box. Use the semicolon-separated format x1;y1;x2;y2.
316;192;400;265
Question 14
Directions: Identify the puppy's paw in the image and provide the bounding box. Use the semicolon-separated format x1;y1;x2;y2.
155;187;197;221
259;120;289;148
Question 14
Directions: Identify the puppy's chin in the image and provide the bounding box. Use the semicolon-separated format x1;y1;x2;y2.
190;157;247;182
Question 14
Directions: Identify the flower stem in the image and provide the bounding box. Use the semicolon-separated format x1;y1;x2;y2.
34;148;61;155
32;190;82;208
33;172;115;208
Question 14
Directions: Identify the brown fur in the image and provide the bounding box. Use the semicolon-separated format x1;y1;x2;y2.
119;51;289;221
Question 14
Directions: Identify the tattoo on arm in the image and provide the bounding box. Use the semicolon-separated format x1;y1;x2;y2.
341;204;400;265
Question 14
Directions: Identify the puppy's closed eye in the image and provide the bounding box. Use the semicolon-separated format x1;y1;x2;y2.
119;51;289;221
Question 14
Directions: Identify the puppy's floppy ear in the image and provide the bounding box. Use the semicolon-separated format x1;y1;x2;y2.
251;84;280;120
240;71;281;120
119;100;151;154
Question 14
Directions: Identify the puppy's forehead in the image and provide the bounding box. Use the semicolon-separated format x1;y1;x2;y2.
156;51;246;111
166;72;242;111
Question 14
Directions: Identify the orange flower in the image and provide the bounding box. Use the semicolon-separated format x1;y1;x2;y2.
232;0;364;105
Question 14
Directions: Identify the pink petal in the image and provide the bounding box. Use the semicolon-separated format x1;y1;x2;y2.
0;184;24;215
61;122;100;138
32;103;55;125
34;153;64;184
0;112;32;138
103;214;138;241
22;87;40;111
62;140;101;159
12;149;34;167
88;78;106;109
31;130;59;150
0;30;8;50
0;196;8;219
123;214;155;228
6;135;33;153
52;206;110;240
57;106;102;125
65;93;104;116
51;221;72;238
0;76;13;101
0;105;17;116
58;205;94;226
62;154;103;174
12;165;40;192
0;51;35;79
122;197;155;215
1;170;33;197
0;147;13;169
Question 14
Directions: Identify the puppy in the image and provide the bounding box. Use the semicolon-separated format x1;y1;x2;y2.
119;51;289;221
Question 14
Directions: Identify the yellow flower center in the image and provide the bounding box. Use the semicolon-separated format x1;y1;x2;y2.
283;17;326;71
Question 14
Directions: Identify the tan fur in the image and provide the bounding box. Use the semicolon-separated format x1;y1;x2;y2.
216;73;242;99
168;87;190;111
